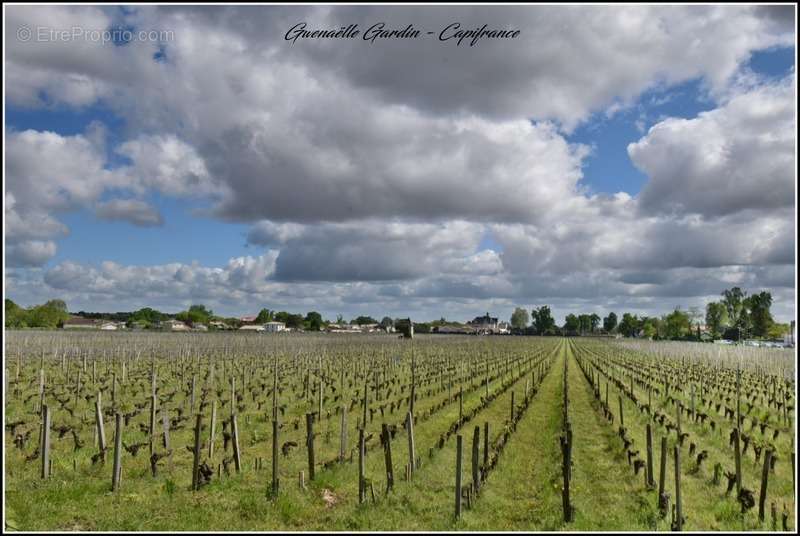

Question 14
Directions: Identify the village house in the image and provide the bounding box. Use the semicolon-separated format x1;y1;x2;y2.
327;323;363;333
263;321;286;333
239;324;265;332
162;319;190;332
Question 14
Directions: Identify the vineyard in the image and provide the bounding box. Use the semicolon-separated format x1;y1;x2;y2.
3;332;796;531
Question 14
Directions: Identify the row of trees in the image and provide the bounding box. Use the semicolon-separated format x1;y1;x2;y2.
4;298;400;333
508;286;788;341
705;287;779;339
5;299;70;329
511;306;614;337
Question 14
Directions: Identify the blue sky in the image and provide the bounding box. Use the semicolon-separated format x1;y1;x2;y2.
5;5;796;323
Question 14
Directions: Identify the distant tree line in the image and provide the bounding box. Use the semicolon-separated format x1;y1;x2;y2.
507;286;790;341
4;299;403;333
6;286;790;340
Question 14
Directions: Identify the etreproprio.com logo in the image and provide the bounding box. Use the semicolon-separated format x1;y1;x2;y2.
16;25;174;44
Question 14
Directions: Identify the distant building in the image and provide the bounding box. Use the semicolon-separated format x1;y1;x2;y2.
163;319;190;332
239;324;265;332
327;323;362;333
99;322;119;331
62;317;98;329
240;315;258;323
264;321;285;333
192;323;208;331
209;320;232;330
468;313;499;334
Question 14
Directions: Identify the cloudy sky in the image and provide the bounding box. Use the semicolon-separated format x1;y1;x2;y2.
4;4;797;324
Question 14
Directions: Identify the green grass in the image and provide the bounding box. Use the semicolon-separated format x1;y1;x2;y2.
564;340;658;531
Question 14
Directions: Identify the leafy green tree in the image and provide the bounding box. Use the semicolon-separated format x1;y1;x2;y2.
589;313;601;333
129;307;166;327
26;300;70;328
176;304;213;325
663;309;691;339
5;299;28;328
413;322;431;334
721;287;747;329
353;316;377;325
532;306;556;335
562;313;580;334
510;307;530;330
576;314;593;335
641;316;660;339
618;313;639;337
380;317;394;330
705;302;729;338
188;304;212;323
767;322;790;340
305;311;323;331
603;312;618;333
284;313;305;329
745;291;773;338
44;299;67;312
255;308;274;323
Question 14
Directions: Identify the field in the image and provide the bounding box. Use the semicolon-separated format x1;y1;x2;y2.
3;332;796;531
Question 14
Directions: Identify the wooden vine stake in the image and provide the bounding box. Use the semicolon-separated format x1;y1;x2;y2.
339;407;347;463
381;423;394;492
208;400;217;458
40;404;51;480
306;413;315;481
455;434;463;519
646;423;655;490
406;411;416;479
674;446;683;531
95;392;107;464
358;428;366;504
231;414;242;473
758;450;772;522
658;436;669;517
111;412;123;491
191;413;203;491
271;418;279;497
472;426;480;494
733;428;742;495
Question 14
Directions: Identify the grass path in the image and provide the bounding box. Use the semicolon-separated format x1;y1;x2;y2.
463;339;565;530
564;339;658;531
